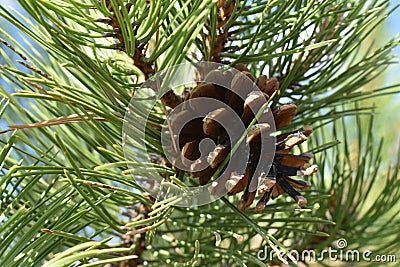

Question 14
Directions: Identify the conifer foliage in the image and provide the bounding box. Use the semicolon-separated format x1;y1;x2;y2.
0;0;399;266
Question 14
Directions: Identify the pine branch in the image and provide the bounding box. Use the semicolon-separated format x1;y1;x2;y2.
0;0;399;266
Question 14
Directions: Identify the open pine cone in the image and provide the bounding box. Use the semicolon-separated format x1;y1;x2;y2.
162;64;317;211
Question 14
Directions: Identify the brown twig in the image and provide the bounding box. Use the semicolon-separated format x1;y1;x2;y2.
205;0;236;62
8;113;106;130
103;1;155;80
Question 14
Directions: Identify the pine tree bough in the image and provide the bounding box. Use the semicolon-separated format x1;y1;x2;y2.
1;0;399;266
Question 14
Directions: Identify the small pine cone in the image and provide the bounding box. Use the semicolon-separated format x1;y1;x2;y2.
166;65;317;211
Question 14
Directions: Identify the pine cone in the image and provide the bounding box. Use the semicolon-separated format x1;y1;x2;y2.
163;64;317;211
